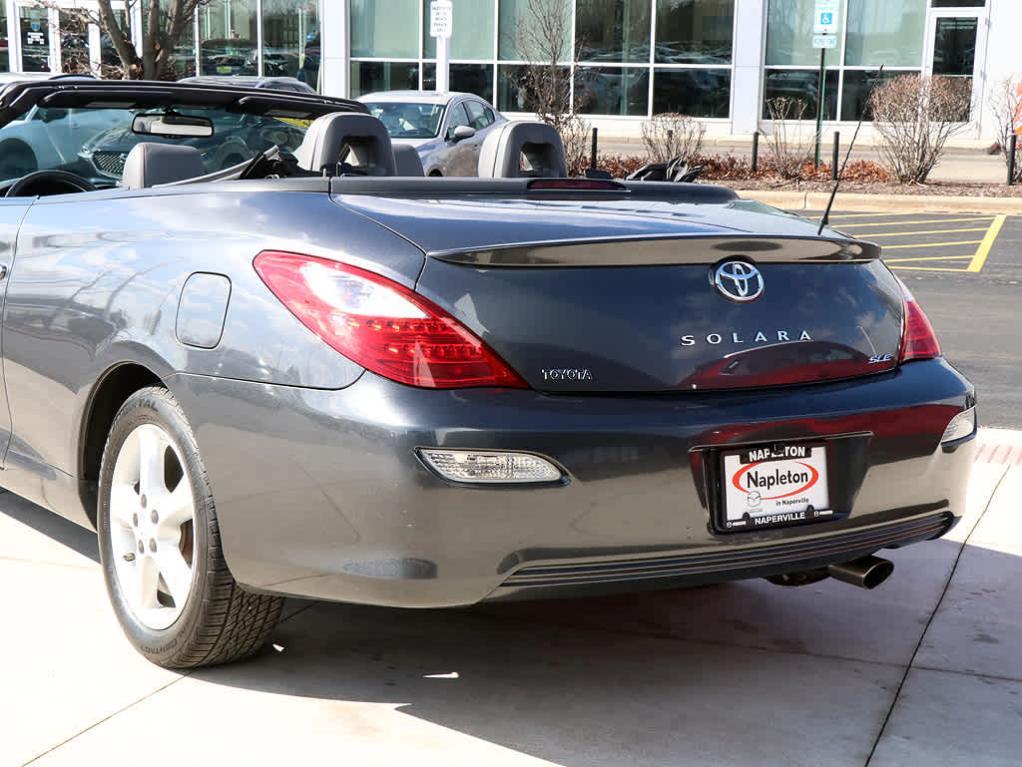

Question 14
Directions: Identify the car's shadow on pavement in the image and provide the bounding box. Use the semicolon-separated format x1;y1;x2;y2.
6;490;1022;766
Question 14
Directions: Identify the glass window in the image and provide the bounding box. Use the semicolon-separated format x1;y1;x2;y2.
200;0;258;76
351;0;419;58
840;69;916;121
445;102;471;139
576;0;651;63
424;0;495;60
262;0;320;86
763;69;838;121
0;5;7;73
362;101;446;138
465;99;495;128
144;1;196;78
766;0;843;66
497;63;571;112
576;66;649;115
653;68;731;117
350;61;420;97
20;7;51;73
59;10;91;75
499;0;570;61
655;0;734;65
845;0;926;67
423;63;494;103
932;17;977;76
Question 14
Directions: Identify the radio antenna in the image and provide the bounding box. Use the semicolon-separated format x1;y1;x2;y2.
818;65;885;235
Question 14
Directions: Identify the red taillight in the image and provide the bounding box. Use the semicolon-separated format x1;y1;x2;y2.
254;252;527;389
899;285;941;362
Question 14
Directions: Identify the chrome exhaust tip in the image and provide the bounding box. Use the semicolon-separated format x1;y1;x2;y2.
827;555;895;590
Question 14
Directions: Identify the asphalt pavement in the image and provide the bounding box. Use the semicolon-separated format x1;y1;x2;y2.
811;210;1022;428
4;440;1020;766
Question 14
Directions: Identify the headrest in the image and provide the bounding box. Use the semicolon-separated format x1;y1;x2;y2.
122;143;206;189
478;121;567;178
295;112;396;176
392;144;424;176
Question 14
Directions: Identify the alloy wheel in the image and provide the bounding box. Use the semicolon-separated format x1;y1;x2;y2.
108;423;196;630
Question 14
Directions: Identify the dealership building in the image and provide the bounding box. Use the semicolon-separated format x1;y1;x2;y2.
0;0;1018;141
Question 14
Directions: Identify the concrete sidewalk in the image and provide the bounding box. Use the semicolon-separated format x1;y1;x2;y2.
3;431;1021;766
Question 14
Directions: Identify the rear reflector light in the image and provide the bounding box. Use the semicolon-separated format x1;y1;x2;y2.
528;179;625;191
899;284;941;362
941;407;976;444
254;252;527;389
418;449;562;484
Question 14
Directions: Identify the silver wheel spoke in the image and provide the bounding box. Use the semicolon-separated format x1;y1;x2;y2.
160;483;195;529
109;485;140;529
131;555;161;612
155;546;192;605
137;427;165;499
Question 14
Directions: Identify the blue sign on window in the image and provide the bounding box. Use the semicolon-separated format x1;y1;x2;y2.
820;12;833;24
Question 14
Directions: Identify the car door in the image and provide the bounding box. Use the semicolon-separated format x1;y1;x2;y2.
0;198;32;465
462;100;494;175
441;101;475;176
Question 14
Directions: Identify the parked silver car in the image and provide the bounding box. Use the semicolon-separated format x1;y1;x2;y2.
359;90;507;176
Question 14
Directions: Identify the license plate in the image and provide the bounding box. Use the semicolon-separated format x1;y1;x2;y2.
720;443;832;531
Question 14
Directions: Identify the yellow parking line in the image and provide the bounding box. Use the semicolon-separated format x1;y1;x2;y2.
840;216;994;229
889;265;970;273
885;255;975;263
827;212;911;220
881;240;983;250
968;214;1007;273
867;227;991;238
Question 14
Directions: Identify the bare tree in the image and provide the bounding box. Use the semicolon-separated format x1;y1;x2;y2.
989;76;1022;184
515;0;573;130
514;0;592;172
869;74;973;184
765;97;813;180
641;113;705;164
35;0;210;80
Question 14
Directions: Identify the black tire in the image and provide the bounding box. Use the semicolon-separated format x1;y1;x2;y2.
97;386;283;668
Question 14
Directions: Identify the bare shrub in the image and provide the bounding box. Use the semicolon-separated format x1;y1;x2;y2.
641;113;705;164
989;76;1022;183
561;113;593;176
869;74;973;184
765;97;814;180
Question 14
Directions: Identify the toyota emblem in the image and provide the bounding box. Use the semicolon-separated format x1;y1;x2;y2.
713;260;764;302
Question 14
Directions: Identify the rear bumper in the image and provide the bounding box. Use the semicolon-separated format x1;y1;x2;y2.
167;358;975;607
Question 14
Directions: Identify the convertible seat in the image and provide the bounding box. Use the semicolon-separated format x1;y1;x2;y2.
122;143;206;189
295;113;397;176
478;121;567;178
392;144;424;176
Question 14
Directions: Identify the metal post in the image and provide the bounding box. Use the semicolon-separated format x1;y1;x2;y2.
436;34;450;92
1009;134;1018;186
814;47;826;169
751;131;759;173
832;131;840;181
590;128;598;171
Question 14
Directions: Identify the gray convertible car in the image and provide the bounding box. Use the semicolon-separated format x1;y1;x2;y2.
0;79;975;669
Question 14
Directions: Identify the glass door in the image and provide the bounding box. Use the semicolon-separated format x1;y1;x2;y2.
925;11;985;121
18;5;52;72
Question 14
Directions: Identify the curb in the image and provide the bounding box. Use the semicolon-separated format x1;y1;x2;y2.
735;190;1022;215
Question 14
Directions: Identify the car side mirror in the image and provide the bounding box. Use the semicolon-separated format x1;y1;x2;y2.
449;125;476;142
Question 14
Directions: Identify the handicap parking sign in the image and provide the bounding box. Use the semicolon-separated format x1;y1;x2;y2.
813;0;840;35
